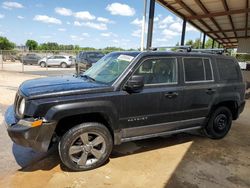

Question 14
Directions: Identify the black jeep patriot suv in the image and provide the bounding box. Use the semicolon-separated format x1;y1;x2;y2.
5;51;246;171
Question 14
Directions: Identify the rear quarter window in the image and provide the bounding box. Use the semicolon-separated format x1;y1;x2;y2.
217;58;240;81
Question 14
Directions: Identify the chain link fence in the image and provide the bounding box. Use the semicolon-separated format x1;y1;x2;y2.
0;49;106;76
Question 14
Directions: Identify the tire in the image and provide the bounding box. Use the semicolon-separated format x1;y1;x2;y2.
59;122;113;171
204;106;232;139
61;62;67;68
40;61;46;68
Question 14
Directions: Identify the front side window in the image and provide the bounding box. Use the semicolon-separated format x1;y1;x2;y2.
134;57;177;85
183;57;213;82
83;52;139;84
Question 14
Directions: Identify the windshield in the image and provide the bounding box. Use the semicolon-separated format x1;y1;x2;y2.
82;52;138;84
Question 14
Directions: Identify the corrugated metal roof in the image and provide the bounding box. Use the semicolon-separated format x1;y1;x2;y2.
157;0;250;48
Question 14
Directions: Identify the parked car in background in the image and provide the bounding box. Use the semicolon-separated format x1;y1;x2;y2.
22;53;42;65
38;55;75;68
235;53;250;70
76;51;104;73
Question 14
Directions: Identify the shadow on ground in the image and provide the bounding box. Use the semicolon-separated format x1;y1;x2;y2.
163;116;250;188
13;132;199;173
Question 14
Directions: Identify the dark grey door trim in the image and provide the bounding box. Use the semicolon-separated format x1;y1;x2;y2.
120;117;205;142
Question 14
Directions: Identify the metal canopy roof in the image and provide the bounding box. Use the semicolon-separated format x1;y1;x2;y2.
157;0;250;48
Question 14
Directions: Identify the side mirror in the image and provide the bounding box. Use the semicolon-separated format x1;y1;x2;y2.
124;75;144;93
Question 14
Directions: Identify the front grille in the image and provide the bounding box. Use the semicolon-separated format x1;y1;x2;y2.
14;92;23;118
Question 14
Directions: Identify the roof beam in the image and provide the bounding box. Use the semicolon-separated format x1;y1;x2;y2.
221;41;238;44
246;0;249;37
216;36;250;40
194;0;231;44
175;0;226;43
221;0;237;39
207;27;250;34
157;0;221;44
187;8;250;20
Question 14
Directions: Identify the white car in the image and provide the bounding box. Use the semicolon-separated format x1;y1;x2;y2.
38;55;75;68
238;62;247;70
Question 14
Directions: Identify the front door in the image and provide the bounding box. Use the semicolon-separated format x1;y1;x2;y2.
119;56;184;138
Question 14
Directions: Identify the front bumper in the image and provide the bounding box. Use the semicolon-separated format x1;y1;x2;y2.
4;105;57;152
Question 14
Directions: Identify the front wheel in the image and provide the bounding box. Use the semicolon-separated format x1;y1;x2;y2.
204;106;232;139
59;122;113;171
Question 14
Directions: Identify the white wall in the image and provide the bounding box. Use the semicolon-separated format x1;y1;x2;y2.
237;38;250;53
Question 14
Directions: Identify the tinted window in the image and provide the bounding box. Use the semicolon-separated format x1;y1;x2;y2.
183;58;213;82
184;58;205;81
217;58;239;81
54;56;65;59
204;59;213;80
134;58;177;85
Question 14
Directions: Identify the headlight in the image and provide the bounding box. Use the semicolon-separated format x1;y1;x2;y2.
19;98;25;115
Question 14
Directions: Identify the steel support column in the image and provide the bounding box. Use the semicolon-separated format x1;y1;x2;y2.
181;19;186;45
212;39;215;48
146;0;155;50
202;33;206;48
140;0;147;51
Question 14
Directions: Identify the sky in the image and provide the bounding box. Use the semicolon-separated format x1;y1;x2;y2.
0;0;202;49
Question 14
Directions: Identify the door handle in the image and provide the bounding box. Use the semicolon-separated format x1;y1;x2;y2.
164;92;178;98
206;88;216;95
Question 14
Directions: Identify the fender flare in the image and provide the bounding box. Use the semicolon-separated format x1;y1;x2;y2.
44;100;119;130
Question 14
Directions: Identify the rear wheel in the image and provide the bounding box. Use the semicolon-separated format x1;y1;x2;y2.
61;62;67;68
204;106;232;139
40;61;46;68
59;122;113;171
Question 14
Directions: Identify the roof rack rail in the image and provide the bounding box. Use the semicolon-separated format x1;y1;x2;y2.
150;46;226;55
150;45;192;52
191;48;225;55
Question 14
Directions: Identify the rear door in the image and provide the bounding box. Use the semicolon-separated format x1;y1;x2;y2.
181;56;217;120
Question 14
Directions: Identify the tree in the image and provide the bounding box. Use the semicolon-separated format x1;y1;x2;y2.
205;38;213;49
193;39;202;49
185;40;193;46
0;36;15;50
25;39;38;50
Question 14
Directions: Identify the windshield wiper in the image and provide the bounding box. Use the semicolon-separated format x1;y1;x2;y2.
80;75;96;82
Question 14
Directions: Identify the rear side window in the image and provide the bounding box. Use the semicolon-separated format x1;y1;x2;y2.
217;58;239;81
183;58;213;82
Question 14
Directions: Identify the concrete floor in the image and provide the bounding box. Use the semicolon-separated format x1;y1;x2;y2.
0;70;249;188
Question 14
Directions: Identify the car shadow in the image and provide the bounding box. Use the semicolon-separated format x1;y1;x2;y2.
12;143;60;172
13;131;202;172
110;132;201;158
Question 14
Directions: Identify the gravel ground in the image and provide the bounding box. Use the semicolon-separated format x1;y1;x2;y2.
0;70;249;188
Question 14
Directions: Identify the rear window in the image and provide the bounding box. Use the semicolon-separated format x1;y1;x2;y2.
217;58;240;81
183;57;213;82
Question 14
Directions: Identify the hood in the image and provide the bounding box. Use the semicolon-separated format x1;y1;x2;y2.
19;75;108;98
